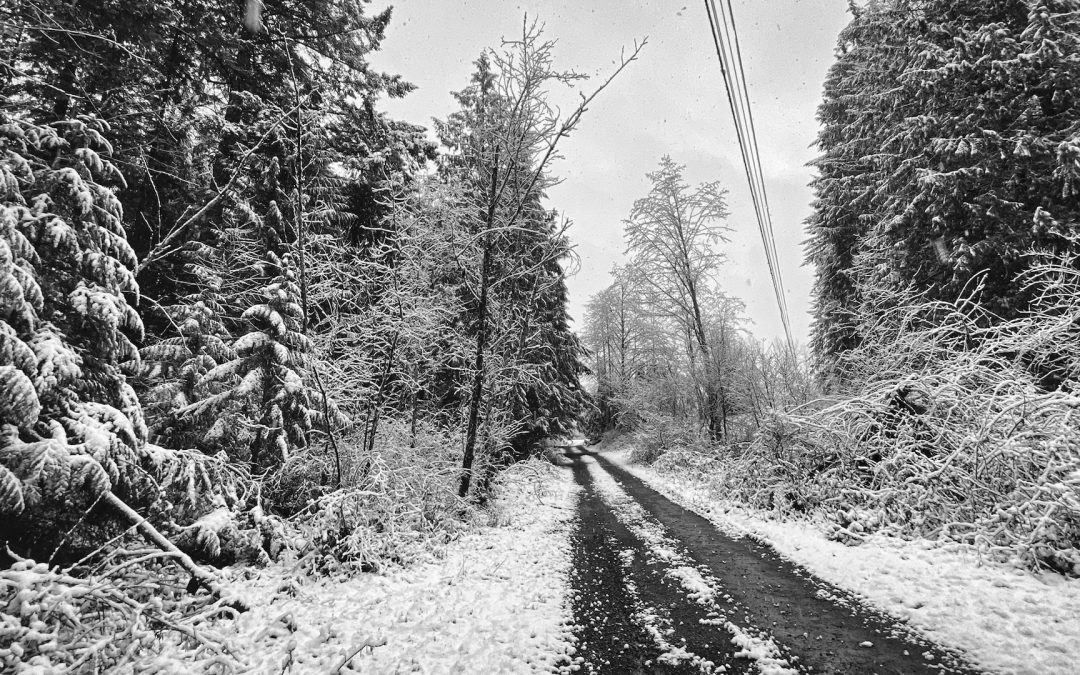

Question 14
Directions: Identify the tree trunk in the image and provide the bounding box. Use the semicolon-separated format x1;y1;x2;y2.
364;331;399;459
686;277;723;442
459;244;491;498
409;388;419;449
459;152;500;499
250;367;274;468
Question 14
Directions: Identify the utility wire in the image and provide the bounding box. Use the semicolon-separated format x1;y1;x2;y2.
718;1;785;316
704;1;771;297
711;0;791;343
725;0;793;348
720;3;780;273
703;0;796;355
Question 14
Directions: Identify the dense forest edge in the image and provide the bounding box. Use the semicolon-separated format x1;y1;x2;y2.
0;1;643;669
1;0;1079;671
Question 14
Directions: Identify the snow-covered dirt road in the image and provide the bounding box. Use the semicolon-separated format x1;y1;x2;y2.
563;448;980;674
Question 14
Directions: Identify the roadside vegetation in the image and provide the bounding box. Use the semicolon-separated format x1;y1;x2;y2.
583;0;1080;576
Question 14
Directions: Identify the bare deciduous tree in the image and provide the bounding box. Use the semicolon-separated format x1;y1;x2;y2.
624;156;731;439
439;20;644;498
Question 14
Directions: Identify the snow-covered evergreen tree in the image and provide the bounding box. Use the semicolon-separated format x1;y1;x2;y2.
0;114;147;514
139;291;235;452
235;248;316;468
866;0;1080;316
805;1;909;371
807;0;1080;374
179;200;324;470
501;208;591;459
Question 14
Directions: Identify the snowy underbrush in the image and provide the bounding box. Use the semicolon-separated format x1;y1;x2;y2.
627;412;710;465
292;421;468;573
158;456;576;673
647;249;1080;574
482;455;573;526
0;445;275;673
152;446;290;568
0;550;246;673
1;426;571;672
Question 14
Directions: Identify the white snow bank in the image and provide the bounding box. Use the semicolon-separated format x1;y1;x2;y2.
604;445;1080;675
200;463;578;673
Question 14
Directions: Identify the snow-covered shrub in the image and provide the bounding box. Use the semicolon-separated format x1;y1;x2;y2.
144;444;287;565
262;445;338;515
630;410;710;464
480;456;567;527
645;413;833;516
298;420;466;572
667;246;1080;573
0;554;240;672
0;114;151;522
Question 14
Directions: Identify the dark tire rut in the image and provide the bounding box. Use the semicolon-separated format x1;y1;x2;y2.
562;452;751;674
561;447;983;675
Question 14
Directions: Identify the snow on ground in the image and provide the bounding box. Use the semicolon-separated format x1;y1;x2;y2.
723;621;798;675
209;462;578;673
603;443;1080;675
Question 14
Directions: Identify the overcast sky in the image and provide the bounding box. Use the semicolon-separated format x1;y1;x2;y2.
367;0;853;344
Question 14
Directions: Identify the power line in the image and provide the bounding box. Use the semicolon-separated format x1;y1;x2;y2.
703;0;795;355
724;0;793;351
718;1;784;312
710;0;791;346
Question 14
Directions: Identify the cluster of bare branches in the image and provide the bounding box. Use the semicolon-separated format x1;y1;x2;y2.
0;547;242;672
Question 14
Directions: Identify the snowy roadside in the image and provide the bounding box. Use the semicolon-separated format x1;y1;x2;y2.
602;442;1080;675
160;461;577;673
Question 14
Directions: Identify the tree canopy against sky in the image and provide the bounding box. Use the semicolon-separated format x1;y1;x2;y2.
806;0;1080;370
624;156;731;439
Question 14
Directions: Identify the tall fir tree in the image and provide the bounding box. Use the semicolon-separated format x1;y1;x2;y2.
501;207;590;459
807;0;1080;374
805;0;908;370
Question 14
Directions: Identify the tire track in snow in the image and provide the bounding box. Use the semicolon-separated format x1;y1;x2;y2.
585;455;796;674
586;450;983;674
562;451;750;674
